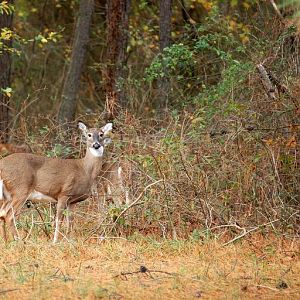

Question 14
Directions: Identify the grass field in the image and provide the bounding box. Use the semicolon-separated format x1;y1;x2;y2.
0;235;299;299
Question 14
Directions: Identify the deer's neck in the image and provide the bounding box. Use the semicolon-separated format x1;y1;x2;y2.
82;147;104;180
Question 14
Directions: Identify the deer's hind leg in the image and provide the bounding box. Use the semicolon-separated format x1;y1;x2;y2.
2;208;22;241
0;209;15;242
5;191;31;241
0;217;7;242
0;200;19;241
53;196;69;243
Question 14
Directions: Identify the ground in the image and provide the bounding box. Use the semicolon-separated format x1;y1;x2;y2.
0;235;299;299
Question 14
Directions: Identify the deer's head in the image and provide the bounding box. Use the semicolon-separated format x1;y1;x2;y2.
78;121;113;157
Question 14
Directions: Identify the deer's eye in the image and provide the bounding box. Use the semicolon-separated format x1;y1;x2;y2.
99;132;103;137
87;133;92;138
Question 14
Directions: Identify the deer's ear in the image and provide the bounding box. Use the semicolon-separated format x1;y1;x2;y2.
102;123;113;134
78;121;87;133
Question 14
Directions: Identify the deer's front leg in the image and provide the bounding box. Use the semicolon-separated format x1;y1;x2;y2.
53;197;68;243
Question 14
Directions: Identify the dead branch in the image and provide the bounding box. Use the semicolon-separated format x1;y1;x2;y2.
222;219;280;247
256;284;279;292
269;0;284;22
113;265;176;280
257;64;299;108
33;205;51;239
0;289;20;295
110;179;163;230
256;64;276;100
268;70;299;108
85;179;162;240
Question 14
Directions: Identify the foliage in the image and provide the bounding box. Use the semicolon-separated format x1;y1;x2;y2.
193;61;253;116
145;43;195;81
46;143;73;158
0;1;14;15
141;7;258;148
0;1;14;55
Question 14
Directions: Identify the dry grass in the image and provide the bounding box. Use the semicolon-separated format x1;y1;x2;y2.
0;236;299;299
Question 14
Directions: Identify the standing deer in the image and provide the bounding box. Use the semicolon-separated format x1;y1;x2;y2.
0;121;113;243
100;159;131;206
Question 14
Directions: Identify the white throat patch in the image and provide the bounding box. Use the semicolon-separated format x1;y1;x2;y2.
89;146;104;157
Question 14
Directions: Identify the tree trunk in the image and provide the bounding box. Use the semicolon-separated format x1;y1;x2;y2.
58;0;94;124
219;0;230;16
105;0;130;121
159;0;172;110
0;1;14;143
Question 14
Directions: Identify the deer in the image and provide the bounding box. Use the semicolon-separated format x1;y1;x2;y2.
100;159;131;207
0;121;113;243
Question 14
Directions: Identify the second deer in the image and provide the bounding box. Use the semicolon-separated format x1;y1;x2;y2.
0;121;113;243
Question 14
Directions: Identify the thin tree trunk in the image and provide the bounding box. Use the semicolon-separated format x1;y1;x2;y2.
179;0;189;23
219;0;230;16
0;1;14;143
159;0;172;110
105;0;130;121
58;0;94;124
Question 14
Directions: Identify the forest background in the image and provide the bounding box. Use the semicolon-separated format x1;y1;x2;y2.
0;1;299;298
0;0;299;241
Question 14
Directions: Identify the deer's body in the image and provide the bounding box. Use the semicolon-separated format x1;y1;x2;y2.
100;160;131;206
0;152;101;204
0;122;113;243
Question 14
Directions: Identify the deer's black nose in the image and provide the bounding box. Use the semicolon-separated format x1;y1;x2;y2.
93;143;100;149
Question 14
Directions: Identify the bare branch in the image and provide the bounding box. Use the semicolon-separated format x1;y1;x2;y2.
222;219;280;247
269;0;284;21
256;64;276;100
